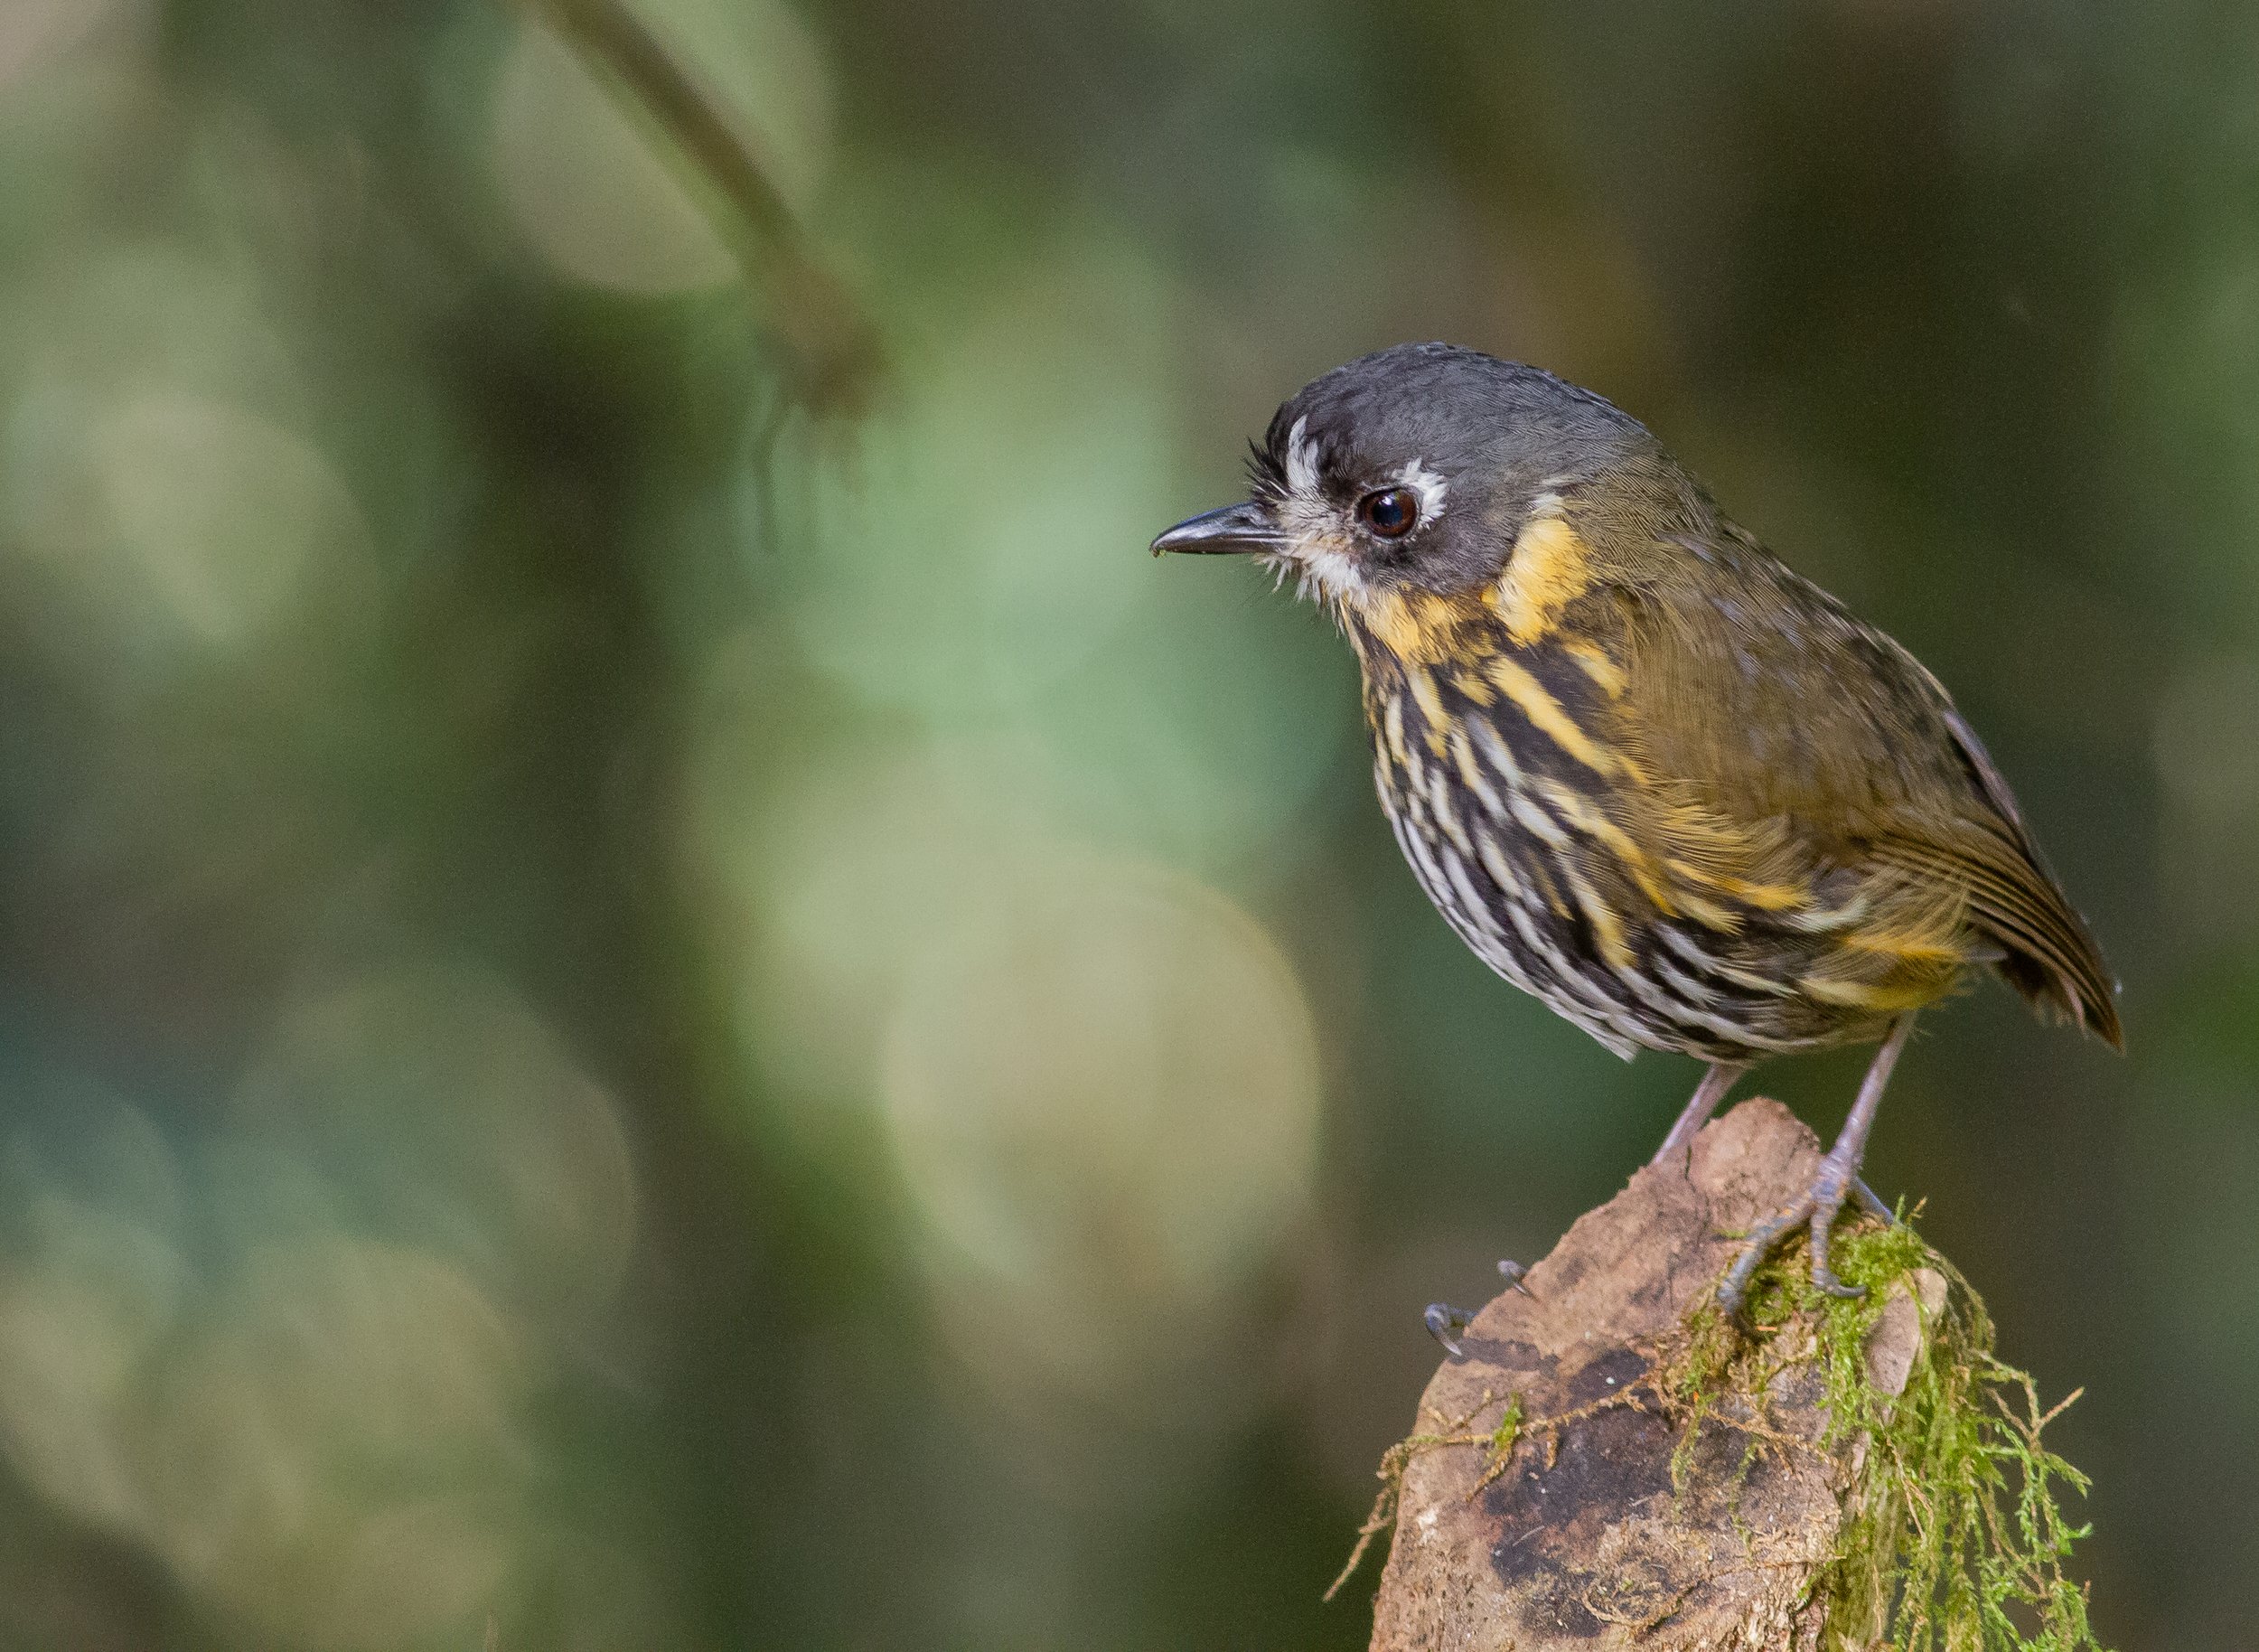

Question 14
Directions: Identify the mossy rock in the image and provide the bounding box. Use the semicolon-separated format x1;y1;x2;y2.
1350;1100;2102;1652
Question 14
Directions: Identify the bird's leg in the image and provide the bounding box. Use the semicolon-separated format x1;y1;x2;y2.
1653;1060;1749;1167
1803;1015;1915;1295
1718;1015;1917;1313
1658;1062;1894;1214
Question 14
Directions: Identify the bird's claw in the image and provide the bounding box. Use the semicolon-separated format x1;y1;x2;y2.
1423;1302;1476;1356
1852;1177;1895;1223
1718;1203;1804;1314
1428;1260;1539;1355
1717;1176;1883;1314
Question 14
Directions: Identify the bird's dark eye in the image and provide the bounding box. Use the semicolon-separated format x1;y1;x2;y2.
1357;486;1420;539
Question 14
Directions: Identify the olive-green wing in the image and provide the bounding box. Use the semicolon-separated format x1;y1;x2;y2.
1605;540;2121;1047
1870;695;2123;1047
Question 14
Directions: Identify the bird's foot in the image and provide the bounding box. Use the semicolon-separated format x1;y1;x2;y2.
1718;1166;1892;1315
1423;1302;1476;1357
1426;1261;1538;1355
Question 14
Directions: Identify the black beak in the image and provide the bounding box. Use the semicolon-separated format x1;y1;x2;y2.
1150;501;1283;557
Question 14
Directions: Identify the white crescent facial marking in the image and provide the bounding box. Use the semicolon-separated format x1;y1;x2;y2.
1268;414;1366;600
1394;457;1448;526
1283;416;1319;496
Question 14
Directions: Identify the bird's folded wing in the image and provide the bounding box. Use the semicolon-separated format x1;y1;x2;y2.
1604;561;2121;1045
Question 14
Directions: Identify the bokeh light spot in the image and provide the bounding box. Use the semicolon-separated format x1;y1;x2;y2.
99;389;362;645
0;0;118;90
235;971;640;1328
144;1236;527;1647
2;373;367;676
882;855;1321;1409
773;223;1177;714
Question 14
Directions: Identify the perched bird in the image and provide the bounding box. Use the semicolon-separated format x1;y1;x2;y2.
1153;344;2119;1312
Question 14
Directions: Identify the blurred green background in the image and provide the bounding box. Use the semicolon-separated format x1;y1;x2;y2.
1;0;2255;1646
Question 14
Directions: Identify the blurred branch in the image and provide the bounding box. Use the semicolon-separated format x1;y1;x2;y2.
514;0;883;410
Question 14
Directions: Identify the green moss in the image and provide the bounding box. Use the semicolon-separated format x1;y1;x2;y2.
1669;1216;2106;1651
1487;1394;1523;1462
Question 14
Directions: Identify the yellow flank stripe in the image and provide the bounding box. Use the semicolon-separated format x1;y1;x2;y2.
1659;852;1808;913
1560;860;1636;972
1537;778;1676;915
1675;889;1745;934
1452;670;1495;708
1407;668;1449;756
1527;856;1569;918
1486;655;1617;776
1709;874;1808;911
1448;725;1505;820
1713;959;1793;996
1841;929;1968;964
1797;973;1949;1013
1382;691;1408;765
1489;512;1595;644
1561;637;1625;697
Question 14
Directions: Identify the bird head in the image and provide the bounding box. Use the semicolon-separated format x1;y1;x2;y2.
1152;343;1655;624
